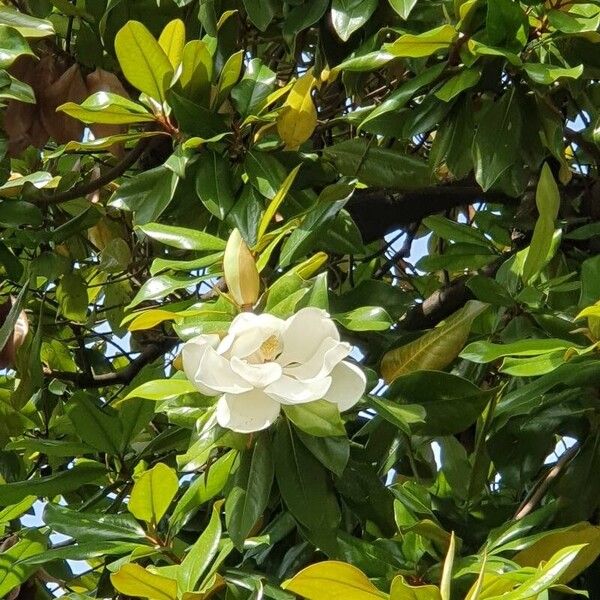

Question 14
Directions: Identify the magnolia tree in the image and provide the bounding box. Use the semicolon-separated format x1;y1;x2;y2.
1;0;600;598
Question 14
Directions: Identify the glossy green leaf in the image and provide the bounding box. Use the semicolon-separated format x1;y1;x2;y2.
381;301;488;383
138;222;226;251
123;378;198;402
284;400;347;437
360;63;445;129
170;451;236;535
0;461;105;506
216;50;244;105
435;68;481;102
334;306;393;331
114;20;173;102
323;139;431;189
195;151;235;219
243;0;277;31
180;40;212;101
0;531;46;598
127;272;216;309
158;19;185;68
56;273;88;322
0;7;54;37
496;545;586;599
513;522;600;585
384;371;491;435
279;183;355;266
231;58;275;117
43;503;147;543
331;0;377;42
0;25;33;67
66;392;123;455
58;92;155;124
274;421;341;534
522;163;561;283
384;24;457;57
178;501;222;592
388;0;417;19
440;532;456;600
296;430;350;477
258;164;300;240
128;462;179;525
461;338;575;363
524;63;583;85
472;90;521;191
226;434;274;548
367;396;426;434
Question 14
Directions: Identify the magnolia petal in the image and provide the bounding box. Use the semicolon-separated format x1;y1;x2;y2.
216;389;281;433
226;328;272;359
221;313;285;359
284;337;351;381
196;346;253;394
230;356;283;388
182;334;221;396
229;312;285;337
324;361;366;411
265;374;332;405
278;307;339;366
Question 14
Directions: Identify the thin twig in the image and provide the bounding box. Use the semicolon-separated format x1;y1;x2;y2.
513;442;580;520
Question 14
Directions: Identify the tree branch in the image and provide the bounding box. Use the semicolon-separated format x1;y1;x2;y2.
349;184;519;243
402;261;501;331
514;442;580;520
50;338;176;389
35;136;162;205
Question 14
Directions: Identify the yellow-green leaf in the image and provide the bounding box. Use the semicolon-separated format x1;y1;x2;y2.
126;309;179;331
440;531;456;600
513;522;600;585
58;92;156;125
282;561;389;600
277;71;318;150
390;576;441;600
122;378;198;402
257;165;301;240
111;563;178;600
128;463;178;525
464;554;486;600
381;300;488;383
115;20;173;102
522;162;561;284
576;303;600;321
158;19;186;68
216;50;244;106
384;24;457;57
180;40;212;98
289;252;329;279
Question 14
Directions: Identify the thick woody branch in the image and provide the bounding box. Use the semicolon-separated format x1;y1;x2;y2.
349;184;519;243
402;261;502;331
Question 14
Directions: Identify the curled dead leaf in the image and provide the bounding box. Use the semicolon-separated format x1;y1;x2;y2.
40;63;87;144
86;68;131;157
4;56;48;156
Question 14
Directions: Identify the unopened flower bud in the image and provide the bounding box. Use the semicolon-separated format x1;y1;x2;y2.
0;297;29;369
224;229;260;309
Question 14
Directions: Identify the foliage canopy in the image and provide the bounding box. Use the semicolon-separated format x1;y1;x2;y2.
0;0;600;598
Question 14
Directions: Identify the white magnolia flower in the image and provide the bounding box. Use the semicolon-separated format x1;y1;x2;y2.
182;307;366;433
